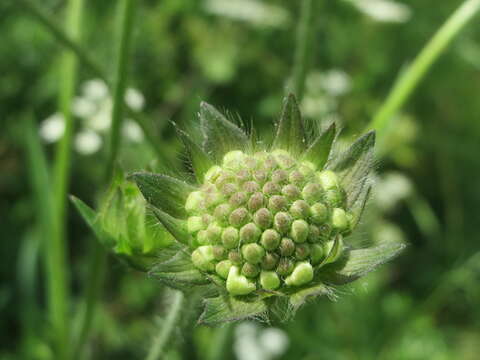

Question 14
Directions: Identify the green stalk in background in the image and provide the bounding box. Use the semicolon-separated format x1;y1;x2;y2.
72;1;138;357
48;0;84;358
367;0;480;138
292;0;316;100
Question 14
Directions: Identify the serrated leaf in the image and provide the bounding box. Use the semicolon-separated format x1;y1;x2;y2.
70;196;115;249
321;237;407;285
273;93;306;154
130;172;194;218
149;248;209;290
349;182;371;229
151;207;191;245
200;102;249;161
198;295;268;325
175;126;214;182
303;122;336;169
289;283;335;310
327;131;375;206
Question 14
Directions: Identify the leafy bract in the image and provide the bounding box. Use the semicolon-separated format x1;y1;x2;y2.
199;295;268;325
273;93;306;154
303;122;336;169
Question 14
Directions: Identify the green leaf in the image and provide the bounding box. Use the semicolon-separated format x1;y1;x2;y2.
303;122;336;169
321;237;407;285
198;295;268;325
273;93;306;154
200;102;249;161
327;131;375;207
151;207;192;245
149;248;209;291
175;126;214;183
349;182;372;229
70;196;115;249
130;172;194;218
288;283;335;310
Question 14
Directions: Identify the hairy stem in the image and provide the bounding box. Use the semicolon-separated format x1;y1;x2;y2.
146;291;185;360
292;0;316;100
367;0;480;137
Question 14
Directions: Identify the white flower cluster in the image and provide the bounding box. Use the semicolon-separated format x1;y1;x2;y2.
349;0;412;23
39;79;145;155
234;322;289;360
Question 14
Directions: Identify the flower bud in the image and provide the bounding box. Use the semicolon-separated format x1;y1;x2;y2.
260;229;281;250
229;191;248;207
228;250;243;265
276;257;294;276
222;182;238;197
187;216;204;234
263;181;280;195
253;169;268;184
206;222;222;243
310;202;328;224
212;245;227;260
241;243;265;264
272;149;295;169
239;223;261;244
324;189;345;208
317;170;338;190
204;165;222;183
243;181;260;194
185;191;204;214
242;263;260;278
281;184;300;200
268;195;287;213
310;244;324;265
289;200;310;219
213;203;232;224
285;262;314;286
302;183;323;204
248;192;265;212
254;208;273;229
271;169;288;183
226;266;256;295
295;243;310;260
331;208;348;231
215;260;233;279
223;150;245;170
261;252;279;270
308;225;320;243
222;227;239;249
260;271;280;290
191;246;215;271
197;230;210;245
289;170;305;186
279;237;295;256
229;207;250;227
204;190;223;208
274;211;292;234
298;161;316;176
291;219;309;243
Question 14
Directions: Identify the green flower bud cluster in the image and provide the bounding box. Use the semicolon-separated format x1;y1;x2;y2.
185;149;352;295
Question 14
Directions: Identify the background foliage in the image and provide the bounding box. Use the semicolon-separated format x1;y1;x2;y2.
1;0;480;359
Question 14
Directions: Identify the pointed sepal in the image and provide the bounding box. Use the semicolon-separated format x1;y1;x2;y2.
198;295;268;325
151;207;192;245
303;122;336;169
200;102;249;161
130;172;194;218
273;94;306;154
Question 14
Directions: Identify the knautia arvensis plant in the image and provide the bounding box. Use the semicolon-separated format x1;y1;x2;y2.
73;94;405;324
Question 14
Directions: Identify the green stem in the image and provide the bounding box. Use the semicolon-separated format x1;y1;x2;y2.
146;291;185;360
50;1;84;358
72;0;137;357
292;0;315;100
17;0;163;159
367;0;480;137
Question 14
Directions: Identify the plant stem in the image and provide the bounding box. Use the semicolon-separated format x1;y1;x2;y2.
72;0;137;357
17;0;164;160
146;291;185;360
292;0;316;100
367;0;480;137
50;0;84;358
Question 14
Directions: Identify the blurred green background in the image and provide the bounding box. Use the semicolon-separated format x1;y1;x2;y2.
1;0;480;359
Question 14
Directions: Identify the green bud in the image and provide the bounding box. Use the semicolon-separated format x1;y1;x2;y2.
331;208;348;231
276;257;294;276
263;181;281;196
295;243;310;260
243;181;260;194
285;262;314;286
226;266;256;295
248;192;265;212
323;237;344;264
228;250;243;265
291;219;309;243
289;170;305;186
229;207;250;227
187;216;204;234
273;211;292;234
298;161;316;176
289;200;310;219
223;150;245;170
214;170;235;188
236;169;251;182
191;246;215;271
221;182;238;197
229;191;248;207
242;263;260;278
239;223;261;243
185;191;204;214
204;190;223;208
317;170;338;190
310;244;324;265
272;149;295;169
212;245;226;260
281;184;300;200
279;237;295;256
268;195;287;213
253;170;268;184
206;222;222;243
204;165;222;183
307;225;320;243
271;169;288;183
260;271;280;290
261;252;279;270
260;229;281;250
197;230;210;245
302;183;323;204
253;208;273;229
222;227;239;249
241;243;265;264
244;156;258;170
324;189;345;208
215;260;233;279
310;202;328;224
213;203;232;224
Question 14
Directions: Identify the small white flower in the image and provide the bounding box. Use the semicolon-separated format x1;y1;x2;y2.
72;97;97;118
82;79;109;100
122;119;144;142
234;322;289;360
86;98;113;132
39;113;65;143
74;130;102;155
375;172;413;211
258;328;289;357
321;69;351;96
352;0;411;23
125;88;145;111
